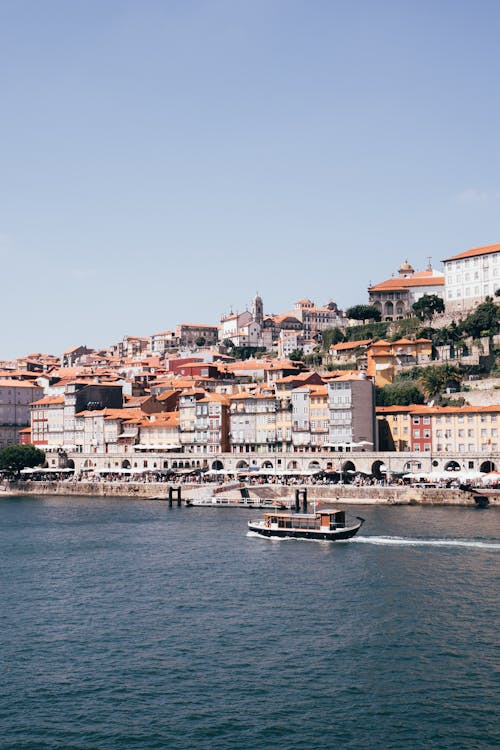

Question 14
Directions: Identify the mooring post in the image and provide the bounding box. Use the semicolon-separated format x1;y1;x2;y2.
176;486;182;507
295;489;300;513
302;488;308;513
168;486;173;507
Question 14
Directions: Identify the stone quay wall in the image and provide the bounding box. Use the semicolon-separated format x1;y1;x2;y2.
3;481;499;507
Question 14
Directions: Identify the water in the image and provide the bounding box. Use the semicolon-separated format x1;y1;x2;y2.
0;496;498;750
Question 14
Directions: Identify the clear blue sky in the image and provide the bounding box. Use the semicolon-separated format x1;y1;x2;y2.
1;0;499;359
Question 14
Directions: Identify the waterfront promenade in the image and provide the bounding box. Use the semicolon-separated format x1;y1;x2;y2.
3;479;499;506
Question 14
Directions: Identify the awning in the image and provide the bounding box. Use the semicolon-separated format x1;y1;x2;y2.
134;443;181;450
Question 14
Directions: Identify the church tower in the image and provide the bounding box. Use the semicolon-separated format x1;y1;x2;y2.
252;293;263;326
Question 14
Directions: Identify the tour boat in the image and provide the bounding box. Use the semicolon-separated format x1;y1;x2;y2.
248;509;365;541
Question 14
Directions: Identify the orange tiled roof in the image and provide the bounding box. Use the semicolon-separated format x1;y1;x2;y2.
0;379;42;389
442;242;500;263
331;339;372;351
31;395;64;406
369;270;444;292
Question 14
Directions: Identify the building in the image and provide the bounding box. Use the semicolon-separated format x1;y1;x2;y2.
377;404;500;459
229;392;277;453
31;382;123;452
0;380;43;448
442;242;500;313
176;323;219;348
376;406;413;451
193;394;230;454
368;261;445;320
327;374;376;450
290;384;330;451
292;299;345;340
219;295;264;348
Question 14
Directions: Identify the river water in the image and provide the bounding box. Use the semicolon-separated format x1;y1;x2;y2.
0;496;498;750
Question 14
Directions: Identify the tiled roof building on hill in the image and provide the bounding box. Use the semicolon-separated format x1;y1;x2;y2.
442;243;500;313
368;260;444;321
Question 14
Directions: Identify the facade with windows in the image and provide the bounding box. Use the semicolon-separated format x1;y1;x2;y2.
379;405;500;454
327;375;376;450
368;261;445;321
443;242;500;313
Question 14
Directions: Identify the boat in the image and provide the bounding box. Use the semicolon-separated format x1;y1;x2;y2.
248;508;365;541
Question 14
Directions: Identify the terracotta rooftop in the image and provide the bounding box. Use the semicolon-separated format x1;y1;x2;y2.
369;270;444;292
442;242;500;263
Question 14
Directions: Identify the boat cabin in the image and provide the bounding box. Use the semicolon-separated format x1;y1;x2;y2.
264;511;346;531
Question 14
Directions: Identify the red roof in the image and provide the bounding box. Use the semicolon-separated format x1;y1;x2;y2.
442;243;500;263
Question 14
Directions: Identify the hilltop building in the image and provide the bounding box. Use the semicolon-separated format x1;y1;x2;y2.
368;261;445;320
442;242;500;313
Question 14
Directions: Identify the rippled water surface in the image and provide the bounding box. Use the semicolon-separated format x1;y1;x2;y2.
0;496;499;749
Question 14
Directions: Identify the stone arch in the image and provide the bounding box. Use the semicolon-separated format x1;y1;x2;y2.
480;460;495;473
121;459;130;469
212;460;224;470
341;460;356;473
66;459;75;469
83;459;94;469
384;301;394;318
262;460;274;469
372;301;382;315
308;460;321;471
444;460;461;472
236;460;249;469
163;460;169;469
371;460;386;479
287;460;298;470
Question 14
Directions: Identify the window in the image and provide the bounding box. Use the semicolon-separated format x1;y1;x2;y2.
414;430;420;438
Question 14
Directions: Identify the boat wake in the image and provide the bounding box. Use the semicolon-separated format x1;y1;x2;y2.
352;536;500;550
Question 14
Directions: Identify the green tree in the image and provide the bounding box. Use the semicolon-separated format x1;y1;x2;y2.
289;349;304;362
0;444;45;479
412;294;445;322
376;383;425;406
418;364;462;400
460;298;500;338
345;304;381;323
222;338;234;349
195;336;206;347
321;327;345;350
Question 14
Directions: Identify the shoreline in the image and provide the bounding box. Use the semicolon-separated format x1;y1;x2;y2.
1;480;499;506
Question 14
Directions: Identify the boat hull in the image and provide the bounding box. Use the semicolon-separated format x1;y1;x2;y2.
248;521;363;541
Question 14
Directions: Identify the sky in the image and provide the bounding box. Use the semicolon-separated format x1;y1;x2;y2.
1;0;500;359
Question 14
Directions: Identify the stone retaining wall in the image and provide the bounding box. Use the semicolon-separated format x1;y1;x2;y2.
3;481;499;506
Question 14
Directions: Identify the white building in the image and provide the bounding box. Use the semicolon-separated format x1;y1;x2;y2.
219;295;264;348
443;243;500;313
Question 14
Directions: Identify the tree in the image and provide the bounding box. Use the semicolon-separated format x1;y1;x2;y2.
376;383;425;406
195;336;206;347
418;364;462;400
222;338;234;349
345;304;381;323
289;349;304;362
322;327;345;350
412;294;445;322
0;444;45;479
460;298;500;338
